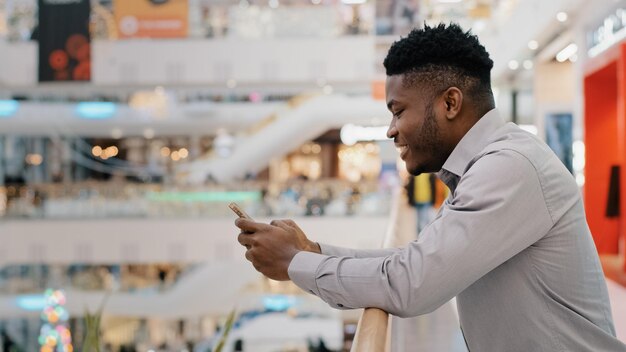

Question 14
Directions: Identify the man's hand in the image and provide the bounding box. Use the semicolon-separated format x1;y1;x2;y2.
235;218;320;281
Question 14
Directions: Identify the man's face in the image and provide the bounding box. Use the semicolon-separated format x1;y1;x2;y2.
385;74;450;175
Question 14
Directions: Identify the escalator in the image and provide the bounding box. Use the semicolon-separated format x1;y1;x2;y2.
178;93;389;183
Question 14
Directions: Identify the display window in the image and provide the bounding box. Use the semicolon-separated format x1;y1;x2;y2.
338;142;381;182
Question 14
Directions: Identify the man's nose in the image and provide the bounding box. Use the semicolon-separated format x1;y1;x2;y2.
387;123;397;139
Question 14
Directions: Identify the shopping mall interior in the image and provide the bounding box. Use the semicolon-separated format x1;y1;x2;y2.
1;0;626;351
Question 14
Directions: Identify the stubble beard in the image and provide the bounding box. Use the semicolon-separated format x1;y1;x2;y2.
407;102;446;175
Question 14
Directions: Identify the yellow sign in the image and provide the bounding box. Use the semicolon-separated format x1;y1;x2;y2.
114;0;188;38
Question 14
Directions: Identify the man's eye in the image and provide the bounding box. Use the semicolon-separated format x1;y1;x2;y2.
393;110;404;118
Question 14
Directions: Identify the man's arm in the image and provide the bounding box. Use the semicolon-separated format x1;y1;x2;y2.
235;219;400;279
319;243;401;258
288;150;554;317
236;218;319;280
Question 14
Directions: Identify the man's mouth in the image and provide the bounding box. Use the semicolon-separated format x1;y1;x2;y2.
396;145;409;157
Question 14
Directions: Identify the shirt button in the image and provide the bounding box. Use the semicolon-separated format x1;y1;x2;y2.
337;303;344;307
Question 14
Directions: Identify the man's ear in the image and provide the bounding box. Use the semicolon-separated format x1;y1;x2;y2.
442;87;463;120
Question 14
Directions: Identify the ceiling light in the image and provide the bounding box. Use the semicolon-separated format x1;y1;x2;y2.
341;0;366;4
17;295;47;311
76;102;116;119
92;146;102;157
528;40;539;50
523;60;533;70
108;146;119;157
556;12;568;22
472;20;486;33
508;60;519;70
0;100;19;117
556;43;578;62
26;153;43;166
269;0;279;8
340;124;388;146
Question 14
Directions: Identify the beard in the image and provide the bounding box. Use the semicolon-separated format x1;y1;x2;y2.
407;102;448;175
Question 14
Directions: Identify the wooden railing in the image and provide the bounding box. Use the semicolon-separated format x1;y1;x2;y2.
350;187;414;351
351;307;391;351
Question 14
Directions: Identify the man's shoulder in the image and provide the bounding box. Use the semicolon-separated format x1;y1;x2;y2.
479;124;555;170
472;124;580;221
469;124;577;192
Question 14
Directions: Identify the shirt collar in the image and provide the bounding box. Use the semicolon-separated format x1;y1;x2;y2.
438;108;505;179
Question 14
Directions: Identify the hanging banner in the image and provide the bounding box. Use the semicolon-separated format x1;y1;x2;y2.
113;0;189;39
38;0;91;82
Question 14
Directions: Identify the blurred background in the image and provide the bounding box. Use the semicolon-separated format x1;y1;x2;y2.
0;0;625;351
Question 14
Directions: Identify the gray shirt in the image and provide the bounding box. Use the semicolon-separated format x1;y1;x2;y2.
288;109;626;351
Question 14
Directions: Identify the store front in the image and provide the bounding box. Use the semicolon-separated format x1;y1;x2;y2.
584;42;626;273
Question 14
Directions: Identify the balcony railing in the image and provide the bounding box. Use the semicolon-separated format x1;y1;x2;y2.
350;186;412;351
0;179;391;220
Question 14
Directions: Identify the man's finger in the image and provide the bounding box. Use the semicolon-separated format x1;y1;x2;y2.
238;232;254;247
244;250;262;271
283;219;304;232
235;218;270;232
272;219;306;235
271;220;294;233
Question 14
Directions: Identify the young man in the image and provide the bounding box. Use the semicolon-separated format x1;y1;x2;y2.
235;24;626;351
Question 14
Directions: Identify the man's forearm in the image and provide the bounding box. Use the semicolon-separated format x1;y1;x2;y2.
318;243;401;258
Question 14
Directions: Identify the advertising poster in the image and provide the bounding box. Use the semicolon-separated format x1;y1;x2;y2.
38;0;91;82
114;0;188;39
545;112;573;173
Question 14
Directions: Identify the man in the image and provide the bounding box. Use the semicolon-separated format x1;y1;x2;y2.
235;24;626;351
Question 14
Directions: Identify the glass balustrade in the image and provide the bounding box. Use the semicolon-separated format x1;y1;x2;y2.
0;180;392;220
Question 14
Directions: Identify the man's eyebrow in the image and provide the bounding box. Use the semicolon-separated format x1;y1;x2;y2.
387;100;396;111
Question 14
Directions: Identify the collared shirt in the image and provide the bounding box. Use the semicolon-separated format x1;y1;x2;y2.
288;109;626;351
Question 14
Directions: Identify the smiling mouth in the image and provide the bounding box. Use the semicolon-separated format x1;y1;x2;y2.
396;145;409;157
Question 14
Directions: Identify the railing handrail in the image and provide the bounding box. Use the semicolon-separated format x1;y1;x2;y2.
350;307;390;352
350;186;406;351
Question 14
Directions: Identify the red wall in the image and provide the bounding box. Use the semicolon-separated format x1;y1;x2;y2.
584;61;620;254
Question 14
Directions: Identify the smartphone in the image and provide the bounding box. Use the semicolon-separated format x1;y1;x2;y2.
228;202;253;220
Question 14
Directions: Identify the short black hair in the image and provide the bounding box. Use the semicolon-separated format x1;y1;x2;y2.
384;23;494;110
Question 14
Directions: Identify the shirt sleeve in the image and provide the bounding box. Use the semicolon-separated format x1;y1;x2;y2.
319;243;401;258
287;150;554;317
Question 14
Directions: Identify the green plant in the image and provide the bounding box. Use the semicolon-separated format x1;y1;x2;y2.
82;295;109;352
213;309;237;352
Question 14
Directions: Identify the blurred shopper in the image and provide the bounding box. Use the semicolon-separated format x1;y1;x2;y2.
235;24;626;351
405;173;435;233
1;330;18;352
